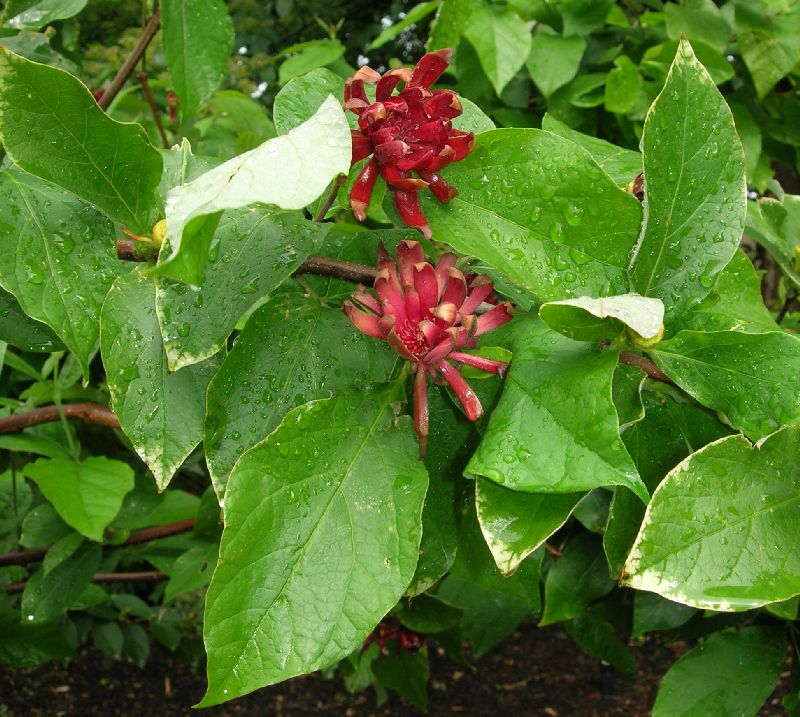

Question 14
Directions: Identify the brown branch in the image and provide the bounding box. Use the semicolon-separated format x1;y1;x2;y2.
619;351;673;384
137;71;170;149
5;570;167;595
294;255;378;285
0;518;197;568
98;10;161;111
312;174;347;222
0;403;120;434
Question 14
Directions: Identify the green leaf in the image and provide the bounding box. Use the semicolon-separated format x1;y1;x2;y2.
541;114;642;186
541;532;615;625
368;1;440;50
272;68;345;136
653;627;787;717
463;6;531;96
122;622;150;668
566;606;635;679
0;286;64;353
156;208;329;370
373;647;430;711
0;168;119;377
558;0;612;36
612;364;646;428
649;330;800;440
737;3;800;99
1;0;86;30
539;294;664;343
467;315;647;501
164;540;218;602
746;195;800;290
641;39;734;86
0;48;163;234
476;477;581;574
101;268;218;489
604;55;640;114
629;39;746;320
631;592;696;639
664;1;731;54
20;502;71;547
156;95;350;284
42;532;84;576
161;0;233;119
113;474;200;531
201;388;428;705
604;388;731;578
23;457;134;541
0;608;73;666
670;250;777;334
278;39;345;85
93;621;124;660
421;129;643;302
0;30;76;72
21;542;101;623
204;289;397;495
625;427;800;610
428;0;479;53
526;30;585;98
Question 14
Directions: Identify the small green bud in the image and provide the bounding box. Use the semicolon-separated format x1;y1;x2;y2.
626;323;665;348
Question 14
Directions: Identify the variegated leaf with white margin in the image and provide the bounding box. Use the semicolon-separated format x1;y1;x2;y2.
624;426;800;610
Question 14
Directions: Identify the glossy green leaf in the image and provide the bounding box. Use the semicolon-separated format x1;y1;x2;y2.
19;502;70;548
156;208;328;370
164;540;218;602
670;250;777;334
427;0;479;53
467;315;646;501
476;477;581;574
42;532;84;576
201;388;428;705
641;39;734;86
463;5;531;96
625;427;800;610
629;40;746;320
421;129;643;302
612;364;645;428
604;55;640;114
566;605;635;679
0;286;64;353
737;3;800;99
204;289;397;495
745;195;800;290
368;1;439;49
0;48;162;234
20;542;101;623
161;0;233;120
0;30;76;72
0;168;118;376
526;30;585;98
664;1;731;54
112;474;200;532
542;114;642;186
541;532;615;625
0;608;73;666
272;68;345;135
558;0;613;36
372;648;430;711
156;95;350;284
1;0;86;30
540;294;664;342
653;627;787;717
101;268;218;489
23;457;134;541
278;39;344;85
604;388;731;578
632;592;696;639
650;330;800;440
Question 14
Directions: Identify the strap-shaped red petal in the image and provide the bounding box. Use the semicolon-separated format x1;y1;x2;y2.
418;171;458;203
353;66;382;84
397;240;425;286
414;119;449;144
382;166;429;191
350;159;380;222
375;269;407;323
417;319;441;348
371;126;400;145
393;190;432;239
434;253;458;295
422;332;455;364
413;261;439;312
376;68;412;101
440;267;468;308
426;145;457;172
460;276;494;315
475;302;513;336
351;130;373;164
409;49;453;89
344;78;369;106
449;352;509;376
431;301;458;328
446;131;476;161
374;139;409;167
413;367;429;458
397;147;435;172
387;328;416;360
436;358;482;421
343;300;383;338
352;286;382;315
425;90;462;120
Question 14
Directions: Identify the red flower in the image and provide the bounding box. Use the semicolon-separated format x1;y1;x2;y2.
344;241;512;455
345;49;476;238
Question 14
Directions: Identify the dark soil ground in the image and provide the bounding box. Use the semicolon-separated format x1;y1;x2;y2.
0;623;790;717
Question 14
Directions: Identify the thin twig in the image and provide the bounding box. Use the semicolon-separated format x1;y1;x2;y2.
0;518;196;568
138;71;170;148
312;174;347;222
294;255;377;285
776;290;797;325
0;403;120;434
98;10;161;111
619;351;673;384
5;570;167;595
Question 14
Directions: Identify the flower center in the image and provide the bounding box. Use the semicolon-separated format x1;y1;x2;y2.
397;319;428;360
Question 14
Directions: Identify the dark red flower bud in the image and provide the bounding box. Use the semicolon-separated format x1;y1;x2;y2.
344;50;475;236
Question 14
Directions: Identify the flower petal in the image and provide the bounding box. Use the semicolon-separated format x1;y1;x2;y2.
449;352;509;376
434;253;458;295
475;302;513;336
409;49;453;89
343;300;383;339
425;90;462;120
413;366;429;458
440;267;468;308
418;171;458;203
460;276;494;315
375;268;407;322
431;301;458;328
397;240;425;286
352;285;383;315
374;139;410;166
393;190;432;239
446;131;476;161
387;327;416;360
436;358;482;421
376;67;413;101
350;159;380;222
351;130;373;164
381;166;429;192
413;261;440;312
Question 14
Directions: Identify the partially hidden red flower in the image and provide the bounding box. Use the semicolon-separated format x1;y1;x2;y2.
345;49;476;238
166;91;179;124
363;619;424;656
344;240;512;456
